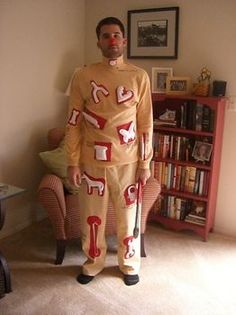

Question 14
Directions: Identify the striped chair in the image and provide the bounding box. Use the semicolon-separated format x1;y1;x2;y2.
38;128;161;264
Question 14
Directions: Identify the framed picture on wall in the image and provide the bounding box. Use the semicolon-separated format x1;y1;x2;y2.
152;67;173;93
127;7;179;59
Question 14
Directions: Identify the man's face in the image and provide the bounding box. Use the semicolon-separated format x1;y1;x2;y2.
97;24;127;59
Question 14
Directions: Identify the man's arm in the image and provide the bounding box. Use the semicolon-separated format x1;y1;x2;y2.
67;165;82;187
65;70;84;187
136;70;153;185
135;168;151;186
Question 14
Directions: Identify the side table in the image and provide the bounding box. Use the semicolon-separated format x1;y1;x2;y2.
0;183;25;298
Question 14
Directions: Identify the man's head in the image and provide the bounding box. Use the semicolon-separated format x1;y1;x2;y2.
96;17;125;39
96;17;127;59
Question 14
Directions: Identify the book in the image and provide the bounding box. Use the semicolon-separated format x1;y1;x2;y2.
198;171;205;195
169;196;176;219
179;166;186;192
203;171;210;196
187;167;197;193
154;119;177;127
175;198;182;220
172;165;177;190
202;105;212;131
184;167;190;192
175;165;182;191
163;135;170;158
180;199;187;220
185;216;205;226
195;102;203;131
169;135;174;159
166;163;172;190
186;99;197;130
193;169;201;194
209;110;215;132
160;195;168;217
180;102;187;129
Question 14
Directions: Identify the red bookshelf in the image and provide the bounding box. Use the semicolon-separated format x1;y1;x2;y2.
149;94;226;241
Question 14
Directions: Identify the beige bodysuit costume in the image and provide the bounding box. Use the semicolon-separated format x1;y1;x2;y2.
65;56;153;276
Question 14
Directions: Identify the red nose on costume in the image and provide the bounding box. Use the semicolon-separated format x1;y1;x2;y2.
109;38;116;46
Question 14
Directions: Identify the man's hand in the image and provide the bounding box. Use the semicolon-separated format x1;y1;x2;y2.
67;166;82;187
135;168;151;186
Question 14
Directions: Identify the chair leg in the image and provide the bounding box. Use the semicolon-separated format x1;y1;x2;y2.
0;251;12;294
140;233;146;257
55;240;66;265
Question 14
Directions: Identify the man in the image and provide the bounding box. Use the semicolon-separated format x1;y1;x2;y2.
65;17;153;286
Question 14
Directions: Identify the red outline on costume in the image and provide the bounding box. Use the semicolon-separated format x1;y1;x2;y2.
124;184;136;206
123;236;135;259
68;108;81;126
87;216;101;258
116;86;134;104
117;121;136;144
108;58;117;66
83;108;107;129
82;171;105;196
90;80;109;104
94;141;112;161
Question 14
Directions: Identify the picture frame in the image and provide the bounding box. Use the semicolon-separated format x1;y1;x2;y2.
152;67;173;93
127;7;179;59
166;76;192;95
192;141;213;162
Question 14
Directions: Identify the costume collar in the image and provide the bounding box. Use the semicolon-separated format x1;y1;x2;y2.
102;55;124;67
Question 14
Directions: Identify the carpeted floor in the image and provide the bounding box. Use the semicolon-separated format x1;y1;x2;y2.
1;219;236;315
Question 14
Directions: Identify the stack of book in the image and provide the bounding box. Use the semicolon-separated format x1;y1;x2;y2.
184;201;206;226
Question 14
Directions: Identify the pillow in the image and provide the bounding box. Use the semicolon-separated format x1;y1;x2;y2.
39;140;79;194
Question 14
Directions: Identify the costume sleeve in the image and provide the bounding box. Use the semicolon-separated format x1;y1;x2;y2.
65;70;85;166
136;71;153;169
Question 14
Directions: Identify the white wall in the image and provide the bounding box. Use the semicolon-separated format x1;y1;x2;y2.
0;0;85;238
85;0;236;237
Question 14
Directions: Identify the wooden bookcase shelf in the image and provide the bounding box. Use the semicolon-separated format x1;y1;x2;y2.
153;158;211;170
154;126;214;137
160;188;208;202
149;93;226;241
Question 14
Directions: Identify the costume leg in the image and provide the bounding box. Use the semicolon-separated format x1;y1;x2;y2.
107;163;141;275
78;164;109;276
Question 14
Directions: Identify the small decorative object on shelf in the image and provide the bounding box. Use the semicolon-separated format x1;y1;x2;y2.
154;108;177;127
150;93;226;241
166;76;191;95
151;67;173;93
192;141;213;163
212;80;227;97
193;67;211;97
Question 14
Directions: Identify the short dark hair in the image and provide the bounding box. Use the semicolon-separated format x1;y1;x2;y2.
96;17;125;39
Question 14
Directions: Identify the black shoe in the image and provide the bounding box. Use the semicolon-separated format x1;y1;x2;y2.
124;274;139;286
77;273;94;284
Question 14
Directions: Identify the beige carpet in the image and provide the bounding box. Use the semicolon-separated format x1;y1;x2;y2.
1;219;236;315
